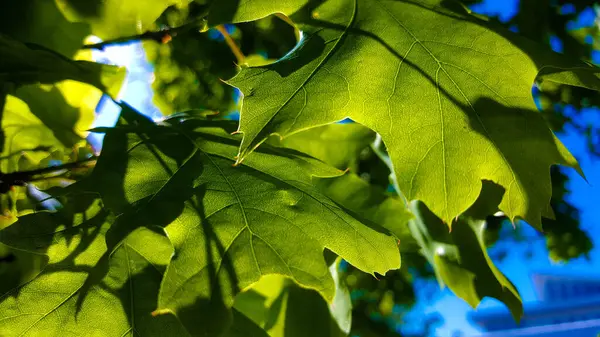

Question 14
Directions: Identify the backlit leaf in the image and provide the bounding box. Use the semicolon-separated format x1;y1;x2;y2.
233;261;351;337
223;0;600;228
0;195;191;337
55;0;192;40
86;106;399;335
269;123;375;172
319;174;415;252
407;181;522;321
269;124;414;248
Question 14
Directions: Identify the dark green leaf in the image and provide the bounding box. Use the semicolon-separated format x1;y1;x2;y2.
85;106;399;335
0;34;125;98
233;261;351;337
407;185;522;321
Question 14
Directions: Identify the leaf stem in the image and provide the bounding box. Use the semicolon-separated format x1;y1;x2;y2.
370;135;408;205
216;25;245;64
275;13;301;41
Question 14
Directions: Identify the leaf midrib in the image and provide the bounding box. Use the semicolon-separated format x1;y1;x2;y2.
238;0;358;155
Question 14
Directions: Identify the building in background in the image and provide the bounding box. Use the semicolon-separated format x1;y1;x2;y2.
470;271;600;336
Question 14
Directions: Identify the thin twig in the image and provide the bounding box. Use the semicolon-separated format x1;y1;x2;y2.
370;134;408;205
0;157;97;193
81;18;207;50
216;25;245;64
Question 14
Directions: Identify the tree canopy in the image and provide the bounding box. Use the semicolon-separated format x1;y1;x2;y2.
0;0;598;336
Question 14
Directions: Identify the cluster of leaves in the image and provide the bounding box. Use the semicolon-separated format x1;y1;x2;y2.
0;0;125;221
2;0;600;336
462;0;598;262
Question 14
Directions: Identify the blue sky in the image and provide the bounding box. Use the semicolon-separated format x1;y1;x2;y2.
89;1;600;336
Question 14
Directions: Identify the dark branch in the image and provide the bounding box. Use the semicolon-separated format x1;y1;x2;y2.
0;157;97;193
81;17;208;50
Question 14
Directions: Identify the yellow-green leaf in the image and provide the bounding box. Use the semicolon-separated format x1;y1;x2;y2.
224;0;600;228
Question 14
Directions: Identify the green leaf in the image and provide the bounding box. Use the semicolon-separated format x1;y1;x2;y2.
87;106;399;336
0;0;91;58
233;261;351;337
319;174;415;252
0;34;125;98
0;33;124;180
55;0;190;40
268;123;414;251
226;309;271;337
223;0;600;227
268;123;414;248
407;182;522;322
208;0;308;26
0;96;65;173
269;123;375;172
0;1;124;179
0;194;191;337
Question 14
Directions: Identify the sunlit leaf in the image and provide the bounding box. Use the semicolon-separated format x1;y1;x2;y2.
320;174;415;252
0;96;65;173
222;0;600;228
269;123;375;172
269;123;414;248
233;260;351;337
0;194;192;337
55;0;193;40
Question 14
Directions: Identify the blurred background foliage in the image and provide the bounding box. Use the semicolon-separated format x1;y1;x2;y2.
0;0;599;336
145;1;297;115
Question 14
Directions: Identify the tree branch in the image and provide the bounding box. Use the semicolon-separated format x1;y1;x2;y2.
0;157;97;193
81;17;208;50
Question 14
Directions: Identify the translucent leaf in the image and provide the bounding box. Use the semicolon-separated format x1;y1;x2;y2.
55;0;190;40
85;106;400;335
233;261;351;337
221;0;600;228
0;34;125;99
407;182;522;321
0;195;191;337
269;123;375;172
269;124;414;248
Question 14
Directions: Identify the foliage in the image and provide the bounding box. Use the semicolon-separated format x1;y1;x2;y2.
1;0;599;336
463;0;598;262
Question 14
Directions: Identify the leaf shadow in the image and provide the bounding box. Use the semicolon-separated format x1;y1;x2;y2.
55;0;104;19
91;105;241;334
0;194;108;300
0;0;91;57
207;0;242;26
0;0;100;159
13;85;84;148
